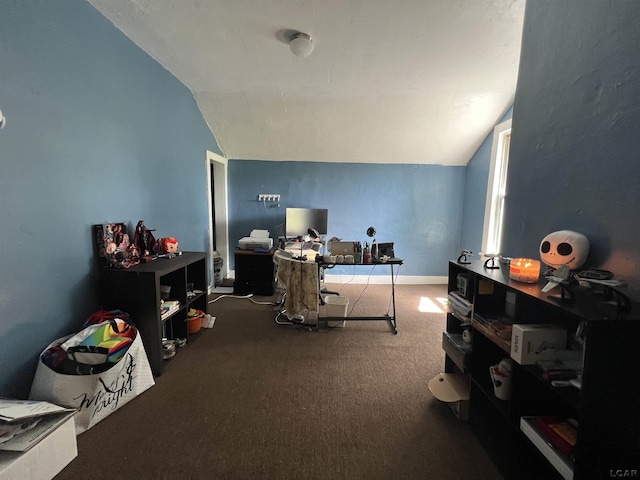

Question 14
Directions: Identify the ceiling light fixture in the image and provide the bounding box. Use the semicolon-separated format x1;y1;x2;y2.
289;32;314;58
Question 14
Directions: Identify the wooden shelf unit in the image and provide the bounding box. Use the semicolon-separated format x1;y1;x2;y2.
99;252;207;376
444;260;640;480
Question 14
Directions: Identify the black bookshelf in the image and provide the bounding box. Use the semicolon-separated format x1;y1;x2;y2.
444;260;640;479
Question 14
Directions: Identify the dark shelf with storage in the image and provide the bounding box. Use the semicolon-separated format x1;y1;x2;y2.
99;251;207;376
443;260;640;480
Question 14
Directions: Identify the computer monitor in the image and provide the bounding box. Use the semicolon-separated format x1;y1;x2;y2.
285;208;328;238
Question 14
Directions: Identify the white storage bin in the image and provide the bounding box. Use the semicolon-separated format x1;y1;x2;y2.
325;295;349;327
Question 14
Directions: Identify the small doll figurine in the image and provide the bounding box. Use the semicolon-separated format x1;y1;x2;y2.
134;220;156;257
457;250;472;264
154;237;179;257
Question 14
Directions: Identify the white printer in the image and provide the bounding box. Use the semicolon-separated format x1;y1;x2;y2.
238;229;274;250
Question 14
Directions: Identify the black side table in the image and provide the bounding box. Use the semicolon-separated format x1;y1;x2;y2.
233;247;277;295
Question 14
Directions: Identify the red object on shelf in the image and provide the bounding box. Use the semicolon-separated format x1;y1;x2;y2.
535;417;577;458
187;309;205;334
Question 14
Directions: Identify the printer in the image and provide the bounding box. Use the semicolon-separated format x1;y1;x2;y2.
238;229;274;250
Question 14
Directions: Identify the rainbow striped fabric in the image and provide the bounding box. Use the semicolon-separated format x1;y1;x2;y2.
79;318;136;364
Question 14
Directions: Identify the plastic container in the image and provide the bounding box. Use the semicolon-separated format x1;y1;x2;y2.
212;251;223;286
363;243;372;264
489;358;513;400
187;309;204;334
187;317;201;335
160;285;171;300
325;295;349;327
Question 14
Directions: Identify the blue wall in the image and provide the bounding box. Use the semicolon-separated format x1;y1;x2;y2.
5;0;635;400
502;1;640;299
228;160;466;277
0;1;221;397
460;106;513;254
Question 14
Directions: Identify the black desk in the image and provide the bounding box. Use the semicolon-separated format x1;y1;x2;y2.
319;259;403;334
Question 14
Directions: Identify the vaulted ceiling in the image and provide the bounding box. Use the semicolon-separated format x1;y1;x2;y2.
88;0;525;165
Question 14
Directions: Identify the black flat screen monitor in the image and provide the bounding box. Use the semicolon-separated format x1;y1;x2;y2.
285;208;328;238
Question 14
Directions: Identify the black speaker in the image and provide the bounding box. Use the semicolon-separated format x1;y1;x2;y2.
377;242;395;258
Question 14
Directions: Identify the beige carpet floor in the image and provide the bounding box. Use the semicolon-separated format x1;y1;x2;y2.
54;283;502;480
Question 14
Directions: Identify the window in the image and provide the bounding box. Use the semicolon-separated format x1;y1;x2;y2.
481;119;512;255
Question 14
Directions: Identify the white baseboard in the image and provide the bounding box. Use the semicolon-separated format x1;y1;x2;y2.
324;274;447;285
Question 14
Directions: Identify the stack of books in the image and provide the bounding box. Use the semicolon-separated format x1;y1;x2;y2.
472;312;513;351
0;399;75;452
535;359;581;383
520;416;576;480
447;291;472;318
535;416;578;460
160;300;180;320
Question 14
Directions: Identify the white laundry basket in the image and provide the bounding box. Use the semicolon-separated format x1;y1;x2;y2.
325;296;349;327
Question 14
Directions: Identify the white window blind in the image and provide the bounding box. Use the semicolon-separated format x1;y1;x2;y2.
482;119;512;255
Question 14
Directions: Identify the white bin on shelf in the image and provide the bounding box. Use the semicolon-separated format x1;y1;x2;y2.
325;295;349;327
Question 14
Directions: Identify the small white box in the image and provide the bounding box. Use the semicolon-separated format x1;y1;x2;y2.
510;324;567;365
0;412;77;480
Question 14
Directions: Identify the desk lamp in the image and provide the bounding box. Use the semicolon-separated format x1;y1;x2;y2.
307;228;320;256
296;228;320;259
366;226;377;260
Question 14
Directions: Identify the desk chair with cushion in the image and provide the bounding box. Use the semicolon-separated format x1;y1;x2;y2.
280;228;337;305
273;249;319;325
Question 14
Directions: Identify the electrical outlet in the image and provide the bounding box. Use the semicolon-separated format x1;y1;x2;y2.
258;194;281;202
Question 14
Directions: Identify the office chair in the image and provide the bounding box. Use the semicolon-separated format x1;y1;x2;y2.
273;249;319;326
306;228;340;304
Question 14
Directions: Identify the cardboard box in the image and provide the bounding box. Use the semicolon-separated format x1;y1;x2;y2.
0;412;77;480
510;324;567;365
427;373;470;421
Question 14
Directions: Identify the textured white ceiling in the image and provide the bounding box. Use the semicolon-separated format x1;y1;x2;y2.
88;0;525;165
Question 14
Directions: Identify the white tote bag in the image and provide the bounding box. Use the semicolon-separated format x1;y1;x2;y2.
29;325;155;435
